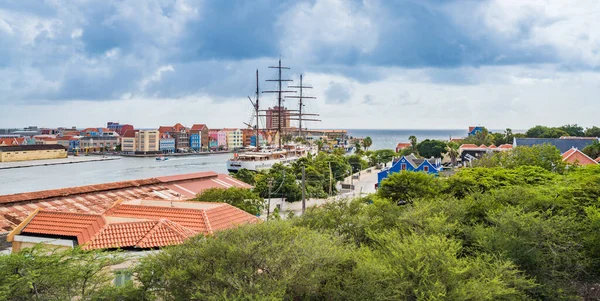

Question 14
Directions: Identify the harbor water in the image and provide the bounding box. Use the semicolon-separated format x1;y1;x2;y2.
0;129;513;195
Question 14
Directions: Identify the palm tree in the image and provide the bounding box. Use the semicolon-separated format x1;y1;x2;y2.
362;136;373;151
315;140;324;152
409;135;418;151
447;142;460;168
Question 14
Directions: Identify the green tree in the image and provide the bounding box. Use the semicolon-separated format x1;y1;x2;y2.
584;126;600;137
416;139;447;158
195;187;264;215
559;124;585;137
347;154;368;173
447;141;460;167
315;140;324;152
232;168;256;185
362;136;373;151
462;127;495;146
409;135;418;151
0;246;128;300
378;171;441;203
583;140;600;159
374;149;396;166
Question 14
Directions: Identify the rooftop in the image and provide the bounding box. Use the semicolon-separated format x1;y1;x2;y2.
9;199;259;250
0;172;252;233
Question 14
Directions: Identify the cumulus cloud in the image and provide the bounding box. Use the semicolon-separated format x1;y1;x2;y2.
0;0;599;129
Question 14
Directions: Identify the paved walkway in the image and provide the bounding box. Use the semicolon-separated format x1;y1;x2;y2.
0;156;120;170
259;166;382;219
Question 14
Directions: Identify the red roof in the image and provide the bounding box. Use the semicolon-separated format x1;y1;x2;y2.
488;145;497;149
10;199;260;250
459;144;479;149
122;129;137;138
21;211;106;244
173;123;185;132
498;144;513;149
190;124;207;131
0;138;22;146
0;172;253;233
469;126;475;133
562;147;598;166
158;126;173;134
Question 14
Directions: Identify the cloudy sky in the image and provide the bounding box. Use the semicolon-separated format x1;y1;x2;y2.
1;0;599;130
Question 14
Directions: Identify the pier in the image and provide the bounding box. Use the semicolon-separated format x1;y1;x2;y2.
0;156;120;170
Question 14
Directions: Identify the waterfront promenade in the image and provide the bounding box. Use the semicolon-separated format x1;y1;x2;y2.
0;156;120;170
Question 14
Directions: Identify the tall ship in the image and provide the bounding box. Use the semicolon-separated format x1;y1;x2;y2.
227;60;320;173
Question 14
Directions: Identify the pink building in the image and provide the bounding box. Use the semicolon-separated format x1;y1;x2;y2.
218;130;227;149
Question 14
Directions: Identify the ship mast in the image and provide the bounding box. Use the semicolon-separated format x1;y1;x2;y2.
246;70;261;151
263;59;294;150
287;74;319;138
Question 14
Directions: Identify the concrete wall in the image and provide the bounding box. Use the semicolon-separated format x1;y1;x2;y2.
0;149;67;162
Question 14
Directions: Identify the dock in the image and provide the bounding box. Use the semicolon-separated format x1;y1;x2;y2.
0;156;120;170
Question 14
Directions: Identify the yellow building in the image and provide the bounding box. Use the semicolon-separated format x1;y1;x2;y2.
135;129;159;153
224;128;243;150
120;130;136;153
0;145;67;162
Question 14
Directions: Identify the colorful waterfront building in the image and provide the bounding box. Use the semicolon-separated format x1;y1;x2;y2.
218;130;227;150
135;129;160;153
377;154;442;185
224;128;243;150
120;130;137;153
190;124;209;151
159;133;175;153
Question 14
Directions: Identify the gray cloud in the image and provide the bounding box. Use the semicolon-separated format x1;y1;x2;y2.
325;82;352;104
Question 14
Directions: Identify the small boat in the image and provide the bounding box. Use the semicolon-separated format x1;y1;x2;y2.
155;156;169;161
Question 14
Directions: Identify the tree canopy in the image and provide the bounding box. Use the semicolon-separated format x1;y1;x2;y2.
416;139;447;158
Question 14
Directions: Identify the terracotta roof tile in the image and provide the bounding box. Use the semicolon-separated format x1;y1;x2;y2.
204;204;260;231
21;211;105;244
190;124;207;131
497;144;513;149
104;204;210;233
459;144;479;149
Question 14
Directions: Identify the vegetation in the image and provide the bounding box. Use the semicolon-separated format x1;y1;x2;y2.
362;136;372;151
195;187;264;216
4;158;600;300
416;139;447;158
583;140;600;159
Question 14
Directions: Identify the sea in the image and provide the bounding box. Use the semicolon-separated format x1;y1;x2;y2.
0;129;493;195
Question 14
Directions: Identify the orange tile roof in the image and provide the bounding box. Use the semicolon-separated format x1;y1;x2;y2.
497;144;513;149
459;144;479;149
83;219;196;250
11;200;260;250
479;144;487;148
104;204;210;233
21;211;106;244
488;145;497;149
562;147;598;166
0;172;253;233
204;204;260;232
190;124;207;131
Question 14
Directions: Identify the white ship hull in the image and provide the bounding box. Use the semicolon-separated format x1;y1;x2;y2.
227;156;301;173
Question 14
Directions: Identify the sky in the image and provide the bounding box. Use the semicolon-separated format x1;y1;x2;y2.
1;0;599;130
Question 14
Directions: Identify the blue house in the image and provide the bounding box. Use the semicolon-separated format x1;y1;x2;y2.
468;126;484;136
159;136;175;153
189;133;201;151
377;154;442;185
68;139;80;152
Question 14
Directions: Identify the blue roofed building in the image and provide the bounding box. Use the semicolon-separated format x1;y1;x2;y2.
468;126;485;136
513;137;599;154
378;154;442;185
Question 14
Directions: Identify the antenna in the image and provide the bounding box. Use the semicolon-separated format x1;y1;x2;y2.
262;59;295;150
287;74;320;138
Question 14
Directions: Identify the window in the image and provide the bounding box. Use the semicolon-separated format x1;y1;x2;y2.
423;166;429;172
401;164;406;170
114;270;132;287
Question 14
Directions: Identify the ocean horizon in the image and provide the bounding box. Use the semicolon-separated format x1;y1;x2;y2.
346;128;525;150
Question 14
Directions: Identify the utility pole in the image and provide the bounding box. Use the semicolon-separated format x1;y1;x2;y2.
328;161;332;197
267;178;273;220
301;165;306;214
263;59;294;150
287;74;319;138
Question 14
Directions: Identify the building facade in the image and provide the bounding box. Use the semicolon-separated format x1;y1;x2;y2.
79;136;120;151
120;130;136;153
189;133;201;151
217;130;227;149
266;106;290;130
172;131;189;152
190;124;209;151
135;130;160;153
377;154;442;185
0;145;68;162
159;134;175;153
224;128;243;150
